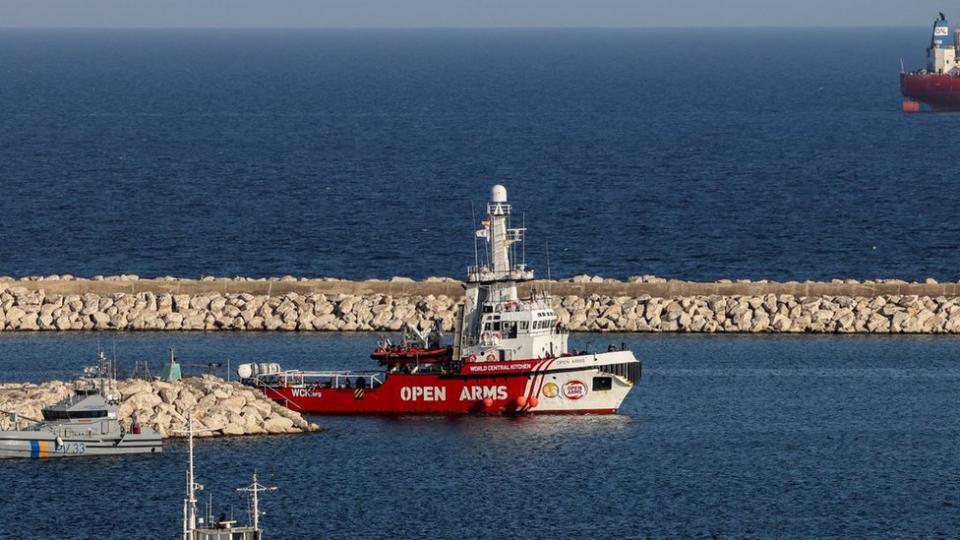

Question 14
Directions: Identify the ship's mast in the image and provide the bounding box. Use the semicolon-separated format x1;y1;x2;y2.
177;414;214;540
472;185;531;301
183;415;198;540
460;185;535;352
488;185;511;277
237;471;277;532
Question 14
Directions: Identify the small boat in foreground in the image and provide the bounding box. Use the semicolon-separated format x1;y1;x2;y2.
239;185;641;415
0;352;162;459
179;415;277;540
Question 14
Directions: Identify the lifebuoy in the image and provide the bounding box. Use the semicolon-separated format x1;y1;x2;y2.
466;354;478;362
486;353;497;362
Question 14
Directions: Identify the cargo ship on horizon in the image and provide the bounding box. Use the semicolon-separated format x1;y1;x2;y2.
901;12;960;111
238;185;641;415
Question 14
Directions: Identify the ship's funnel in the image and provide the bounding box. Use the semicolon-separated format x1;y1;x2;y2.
933;14;951;48
491;185;507;203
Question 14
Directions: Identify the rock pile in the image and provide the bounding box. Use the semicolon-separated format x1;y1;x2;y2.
551;293;960;333
4;282;960;333
0;376;320;437
0;286;456;332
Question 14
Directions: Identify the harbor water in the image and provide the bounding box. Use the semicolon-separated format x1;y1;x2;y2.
0;332;957;538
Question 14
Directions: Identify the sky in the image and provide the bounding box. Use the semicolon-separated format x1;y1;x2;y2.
0;0;950;28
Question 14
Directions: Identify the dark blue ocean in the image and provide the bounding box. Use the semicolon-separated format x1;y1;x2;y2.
2;28;960;540
0;333;958;539
1;27;958;282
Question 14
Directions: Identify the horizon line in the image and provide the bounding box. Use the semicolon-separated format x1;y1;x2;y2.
0;24;935;31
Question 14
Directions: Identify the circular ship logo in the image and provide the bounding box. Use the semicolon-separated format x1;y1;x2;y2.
542;382;559;398
562;380;587;400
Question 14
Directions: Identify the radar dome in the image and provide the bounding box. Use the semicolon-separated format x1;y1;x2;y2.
491;185;507;203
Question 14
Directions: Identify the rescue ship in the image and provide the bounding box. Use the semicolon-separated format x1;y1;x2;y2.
238;185;641;415
901;12;960;111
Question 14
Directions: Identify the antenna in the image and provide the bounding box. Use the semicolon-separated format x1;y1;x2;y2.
522;212;526;266
110;339;119;382
173;414;218;540
900;57;905;74
97;349;105;398
545;240;551;281
471;200;479;272
237;471;277;531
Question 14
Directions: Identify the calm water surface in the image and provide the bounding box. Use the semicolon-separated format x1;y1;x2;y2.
1;28;960;281
0;333;958;539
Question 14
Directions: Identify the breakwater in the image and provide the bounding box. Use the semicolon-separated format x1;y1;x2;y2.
3;275;960;333
0;376;320;437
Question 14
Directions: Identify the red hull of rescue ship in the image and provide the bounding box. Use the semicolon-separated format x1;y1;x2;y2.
246;354;639;415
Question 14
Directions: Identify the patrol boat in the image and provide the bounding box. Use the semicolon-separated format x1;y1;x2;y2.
180;415;276;540
239;185;641;415
0;352;162;459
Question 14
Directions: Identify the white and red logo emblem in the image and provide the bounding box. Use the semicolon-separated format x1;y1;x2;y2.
562;380;587;400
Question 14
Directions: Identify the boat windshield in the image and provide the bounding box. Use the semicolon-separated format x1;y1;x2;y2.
42;409;108;421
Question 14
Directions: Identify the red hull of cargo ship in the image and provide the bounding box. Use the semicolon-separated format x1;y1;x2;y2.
901;73;960;111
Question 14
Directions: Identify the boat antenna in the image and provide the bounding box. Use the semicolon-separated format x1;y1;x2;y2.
545;240;552;296
173;414;217;540
237;471;277;531
98;347;105;398
112;339;118;381
522;212;526;267
471;200;479;272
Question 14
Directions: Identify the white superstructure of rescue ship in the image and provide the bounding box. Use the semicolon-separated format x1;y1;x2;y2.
239;185;641;415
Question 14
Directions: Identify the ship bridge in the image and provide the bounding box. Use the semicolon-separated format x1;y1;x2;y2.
456;185;569;362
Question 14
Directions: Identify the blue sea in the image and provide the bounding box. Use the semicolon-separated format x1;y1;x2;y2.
0;332;958;539
0;27;956;282
2;28;960;540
